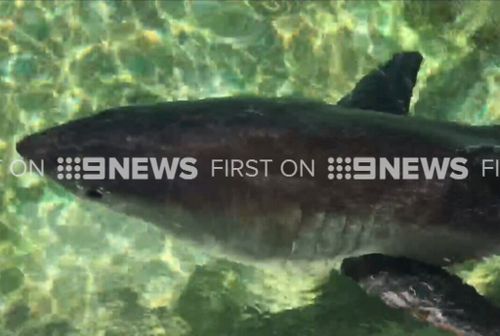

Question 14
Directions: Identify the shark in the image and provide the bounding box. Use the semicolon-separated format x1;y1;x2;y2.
16;52;500;335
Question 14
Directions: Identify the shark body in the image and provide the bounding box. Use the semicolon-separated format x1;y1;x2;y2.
16;52;500;266
17;51;500;335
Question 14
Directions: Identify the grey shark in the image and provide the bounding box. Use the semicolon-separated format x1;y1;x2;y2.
16;52;500;335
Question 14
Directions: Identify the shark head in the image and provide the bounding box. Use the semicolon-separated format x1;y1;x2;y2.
17;118;89;190
16;106;179;201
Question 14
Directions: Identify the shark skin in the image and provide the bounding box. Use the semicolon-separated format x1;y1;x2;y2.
15;52;500;334
16;91;500;264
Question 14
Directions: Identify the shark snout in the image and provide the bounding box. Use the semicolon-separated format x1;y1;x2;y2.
16;132;55;161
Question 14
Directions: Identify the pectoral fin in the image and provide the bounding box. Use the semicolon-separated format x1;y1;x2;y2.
337;52;423;115
341;254;500;336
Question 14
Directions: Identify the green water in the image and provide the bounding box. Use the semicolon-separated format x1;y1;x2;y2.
1;1;500;335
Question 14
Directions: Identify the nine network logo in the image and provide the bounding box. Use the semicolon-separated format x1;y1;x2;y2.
326;156;468;180
56;157;198;181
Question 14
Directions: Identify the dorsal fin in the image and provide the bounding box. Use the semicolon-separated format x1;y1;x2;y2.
337;51;423;115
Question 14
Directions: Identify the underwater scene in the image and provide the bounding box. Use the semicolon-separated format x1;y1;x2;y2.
2;0;500;335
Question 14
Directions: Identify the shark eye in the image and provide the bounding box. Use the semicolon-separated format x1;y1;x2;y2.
85;189;103;199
